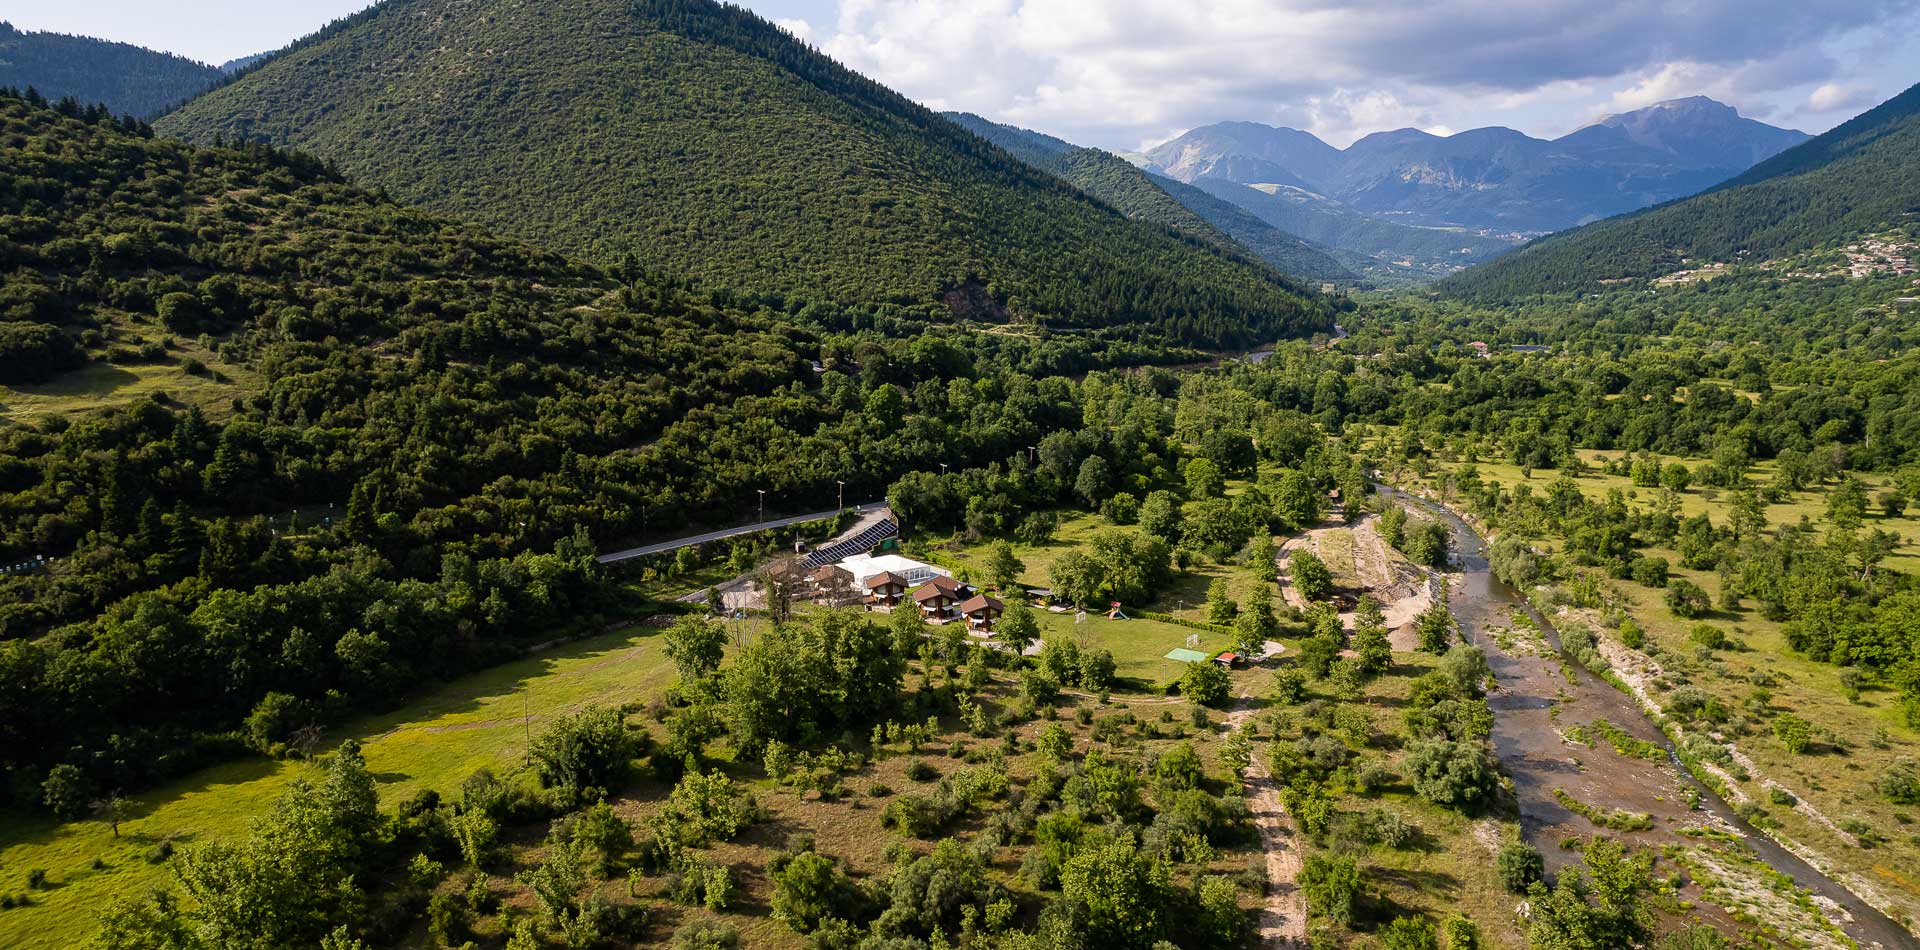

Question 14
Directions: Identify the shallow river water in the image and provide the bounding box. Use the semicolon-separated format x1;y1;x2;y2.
1381;486;1918;949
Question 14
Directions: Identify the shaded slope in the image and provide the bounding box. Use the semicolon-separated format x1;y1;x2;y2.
948;111;1354;283
0;21;222;118
157;0;1327;346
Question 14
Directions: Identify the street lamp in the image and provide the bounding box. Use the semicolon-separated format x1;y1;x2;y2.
836;479;846;512
757;489;766;522
939;462;949;475
1028;445;1037;464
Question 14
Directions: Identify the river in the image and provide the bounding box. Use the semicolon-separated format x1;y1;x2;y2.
1379;486;1918;949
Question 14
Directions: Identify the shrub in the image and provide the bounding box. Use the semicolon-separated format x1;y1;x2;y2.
1665;580;1711;619
1617;618;1645;650
530;705;641;802
1687;624;1727;650
1179;661;1231;707
1271;668;1307;704
1298;853;1360;928
1380;917;1439;950
1772;714;1814;755
1876;759;1920;805
768;847;854;934
904;759;936;782
1405;739;1495;809
1101;492;1140;525
881;794;946;837
1629;556;1669;588
670;919;741;949
1496;839;1543;894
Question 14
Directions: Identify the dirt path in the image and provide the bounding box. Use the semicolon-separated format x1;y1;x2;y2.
1229;691;1307;947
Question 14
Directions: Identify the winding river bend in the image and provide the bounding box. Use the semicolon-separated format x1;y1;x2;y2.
1379;486;1918;950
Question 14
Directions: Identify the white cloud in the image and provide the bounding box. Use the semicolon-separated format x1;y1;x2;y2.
789;0;1918;149
774;17;816;41
1808;81;1877;113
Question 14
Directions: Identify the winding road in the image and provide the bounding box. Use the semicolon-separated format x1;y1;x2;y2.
595;501;886;564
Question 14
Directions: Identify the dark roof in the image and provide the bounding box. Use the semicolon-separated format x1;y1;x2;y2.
866;571;909;588
811;565;852;581
913;584;955;603
924;574;967;594
958;594;1003;614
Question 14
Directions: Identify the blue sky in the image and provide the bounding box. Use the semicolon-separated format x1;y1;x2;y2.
10;0;1918;149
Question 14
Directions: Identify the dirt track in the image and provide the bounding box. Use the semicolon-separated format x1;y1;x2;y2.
1229;691;1307;947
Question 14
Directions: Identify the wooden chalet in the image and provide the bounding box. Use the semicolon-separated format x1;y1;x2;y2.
866;571;910;607
912;581;960;620
958;593;1004;633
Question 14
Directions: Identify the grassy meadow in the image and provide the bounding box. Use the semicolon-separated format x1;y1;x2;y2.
0;624;679;950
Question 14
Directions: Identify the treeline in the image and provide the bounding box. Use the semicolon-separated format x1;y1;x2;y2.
0;22;222;119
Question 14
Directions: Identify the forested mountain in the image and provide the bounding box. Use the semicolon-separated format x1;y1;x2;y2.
947;111;1355;284
1445;82;1920;301
1147;98;1808;234
0;21;223;118
156;0;1327;347
0;89;1229;809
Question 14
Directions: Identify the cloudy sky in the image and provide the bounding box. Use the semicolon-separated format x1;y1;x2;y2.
11;0;1918;149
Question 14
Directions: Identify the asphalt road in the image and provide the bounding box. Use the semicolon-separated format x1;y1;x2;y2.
594;501;885;564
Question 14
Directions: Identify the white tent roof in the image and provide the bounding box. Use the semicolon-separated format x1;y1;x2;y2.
836;553;948;590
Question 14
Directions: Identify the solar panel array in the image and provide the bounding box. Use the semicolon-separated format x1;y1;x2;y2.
801;517;898;568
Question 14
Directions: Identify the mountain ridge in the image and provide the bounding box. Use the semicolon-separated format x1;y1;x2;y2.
0;20;224;118
1146;97;1810;234
1440;81;1920;300
156;0;1329;348
945;111;1356;284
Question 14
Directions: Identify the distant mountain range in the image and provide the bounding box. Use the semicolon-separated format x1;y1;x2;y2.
945;112;1356;284
0;20;223;118
1147;97;1809;236
1444;81;1920;300
157;0;1330;348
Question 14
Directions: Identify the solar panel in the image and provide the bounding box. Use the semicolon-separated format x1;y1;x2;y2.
800;518;898;568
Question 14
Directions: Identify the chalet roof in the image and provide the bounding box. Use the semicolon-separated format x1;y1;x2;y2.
913;583;956;603
811;564;852;582
866;571;910;589
924;574;968;594
958;594;1004;614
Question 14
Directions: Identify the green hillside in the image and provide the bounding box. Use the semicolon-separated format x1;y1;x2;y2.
156;0;1328;347
947;111;1354;283
0;87;1222;815
0;21;222;118
1445;81;1920;301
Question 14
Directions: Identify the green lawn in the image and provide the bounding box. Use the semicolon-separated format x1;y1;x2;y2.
0;335;256;423
0;624;678;950
1029;611;1234;688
